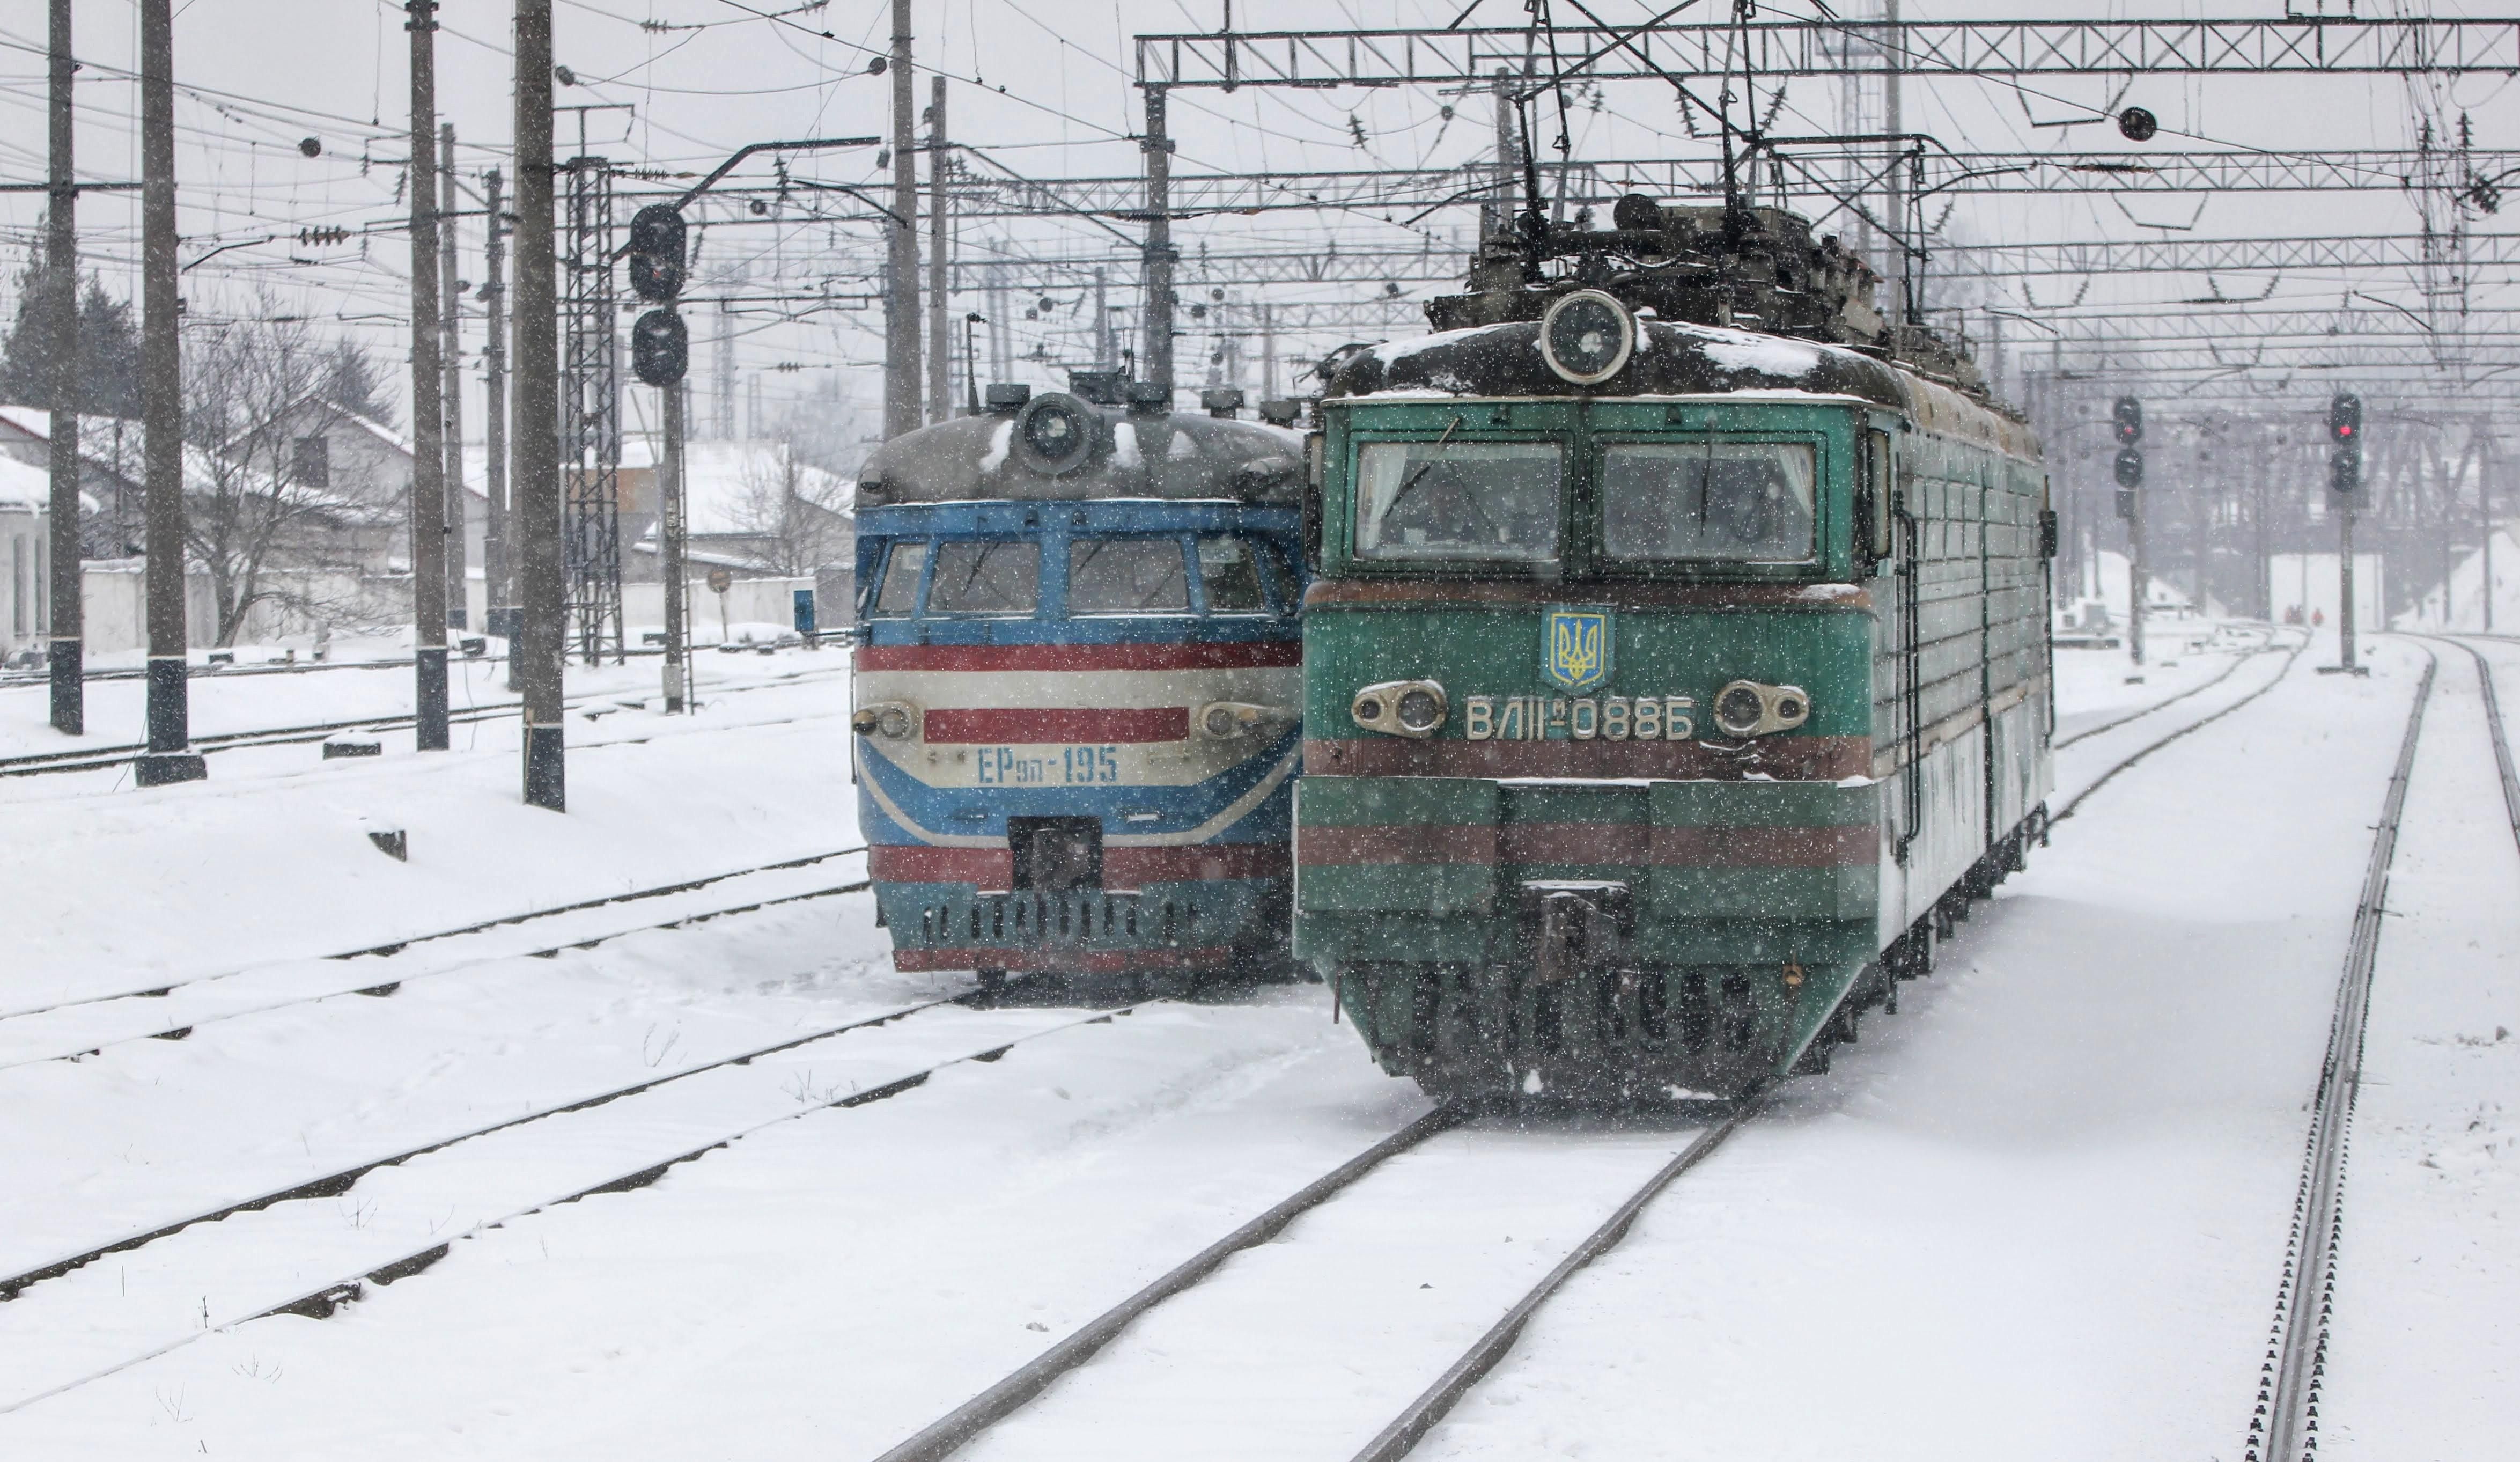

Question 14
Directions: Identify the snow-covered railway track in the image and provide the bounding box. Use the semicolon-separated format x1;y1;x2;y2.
0;662;849;779
2243;645;2437;1462
0;988;1155;1417
0;844;870;1031
2438;634;2520;850
873;1103;1765;1462
2050;628;2310;825
2052;623;2290;750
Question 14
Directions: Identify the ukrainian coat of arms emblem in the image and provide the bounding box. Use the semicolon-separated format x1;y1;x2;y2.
1543;607;1612;693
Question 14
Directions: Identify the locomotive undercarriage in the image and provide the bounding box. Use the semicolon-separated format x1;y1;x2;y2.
1330;810;2047;1105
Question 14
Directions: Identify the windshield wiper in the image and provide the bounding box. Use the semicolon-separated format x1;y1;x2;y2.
1389;415;1465;504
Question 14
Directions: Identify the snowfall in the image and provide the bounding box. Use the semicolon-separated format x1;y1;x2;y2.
0;620;2511;1461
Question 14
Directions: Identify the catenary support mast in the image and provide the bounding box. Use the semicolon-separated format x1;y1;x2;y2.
45;0;80;738
136;0;200;787
514;0;565;810
406;0;450;751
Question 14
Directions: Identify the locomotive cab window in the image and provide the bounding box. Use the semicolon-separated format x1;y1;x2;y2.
1069;537;1190;615
1600;441;1816;563
1195;534;1272;613
1354;439;1562;562
870;540;926;615
926;539;1040;615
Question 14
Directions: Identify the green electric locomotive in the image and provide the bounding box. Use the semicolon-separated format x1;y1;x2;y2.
1295;199;2054;1103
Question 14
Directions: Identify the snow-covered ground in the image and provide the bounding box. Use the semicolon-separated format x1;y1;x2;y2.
1;623;2510;1458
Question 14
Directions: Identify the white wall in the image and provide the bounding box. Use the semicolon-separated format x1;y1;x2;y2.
622;576;816;643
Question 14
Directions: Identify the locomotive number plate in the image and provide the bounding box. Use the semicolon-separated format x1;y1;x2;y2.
1464;695;1697;742
973;745;1122;785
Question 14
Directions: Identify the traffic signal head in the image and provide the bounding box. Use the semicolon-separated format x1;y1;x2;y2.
2328;392;2362;445
631;308;688;386
627;204;687;303
2330;446;2361;495
2113;446;2143;489
2112;396;2143;445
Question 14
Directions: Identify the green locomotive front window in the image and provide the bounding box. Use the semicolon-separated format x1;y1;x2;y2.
1069;537;1190;614
927;540;1040;615
1601;441;1816;563
1355;440;1561;562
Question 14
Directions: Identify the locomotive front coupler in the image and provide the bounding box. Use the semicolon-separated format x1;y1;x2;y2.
1516;880;1634;986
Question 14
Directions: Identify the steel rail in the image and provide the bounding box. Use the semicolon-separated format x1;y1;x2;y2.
2050;630;2311;825
0;996;1143;1417
2437;635;2520;853
0;945;972;1307
0;662;852;778
0;844;870;1024
2245;645;2435;1462
869;1105;1470;1462
1348;1094;1769;1461
2052;626;2293;750
0;877;876;1072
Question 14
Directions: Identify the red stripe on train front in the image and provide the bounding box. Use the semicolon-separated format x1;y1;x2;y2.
856;641;1300;672
923;707;1189;744
870;843;1289;885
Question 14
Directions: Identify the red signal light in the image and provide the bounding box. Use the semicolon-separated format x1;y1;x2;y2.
2339;424;2354;437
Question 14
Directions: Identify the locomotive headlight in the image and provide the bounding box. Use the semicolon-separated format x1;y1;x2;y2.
851;701;918;739
1206;706;1239;738
1539;289;1636;386
1011;391;1101;475
1712;680;1812;739
1353;680;1447;738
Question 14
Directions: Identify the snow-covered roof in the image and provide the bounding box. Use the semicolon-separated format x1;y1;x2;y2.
622;438;852;536
0;454;77;512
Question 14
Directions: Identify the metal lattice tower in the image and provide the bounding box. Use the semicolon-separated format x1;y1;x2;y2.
562;155;624;665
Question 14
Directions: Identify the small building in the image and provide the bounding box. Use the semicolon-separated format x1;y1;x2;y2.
621;437;856;611
0;456;55;660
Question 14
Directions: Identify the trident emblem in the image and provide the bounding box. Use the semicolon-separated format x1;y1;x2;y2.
1544;607;1612;693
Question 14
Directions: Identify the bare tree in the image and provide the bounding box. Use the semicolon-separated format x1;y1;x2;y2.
174;307;382;644
726;439;852;578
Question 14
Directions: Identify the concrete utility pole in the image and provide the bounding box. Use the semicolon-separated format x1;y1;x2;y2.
1883;0;1909;323
2127;491;2147;669
926;76;951;422
2483;434;2496;631
45;0;81;738
136;0;200;786
439;121;467;630
1141;86;1176;396
482;166;511;641
406;0;450;752
659;383;689;712
514;0;565;810
883;0;921;438
1093;267;1111;370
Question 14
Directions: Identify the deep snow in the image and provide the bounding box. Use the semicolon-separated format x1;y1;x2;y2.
0;627;2511;1459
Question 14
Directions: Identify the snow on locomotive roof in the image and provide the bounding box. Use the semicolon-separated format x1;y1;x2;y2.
854;401;1303;509
1326;315;2039;462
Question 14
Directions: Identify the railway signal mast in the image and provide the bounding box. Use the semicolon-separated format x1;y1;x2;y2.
2114;396;2146;668
2329;393;2367;676
627;204;692;712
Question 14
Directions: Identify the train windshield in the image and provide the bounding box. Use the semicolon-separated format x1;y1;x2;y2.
870;541;926;615
927;540;1040;615
1196;535;1274;613
1069;537;1190;614
1600;442;1816;563
1354;440;1561;562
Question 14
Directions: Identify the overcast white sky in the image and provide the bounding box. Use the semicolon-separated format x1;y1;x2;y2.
1;2;2512;437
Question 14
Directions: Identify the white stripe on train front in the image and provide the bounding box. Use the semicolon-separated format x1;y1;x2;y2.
861;745;1301;849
